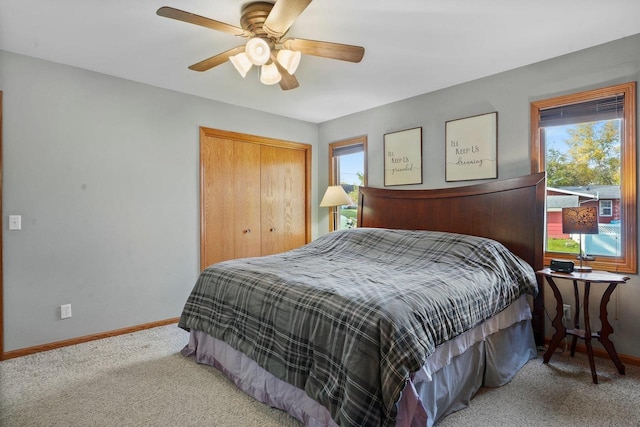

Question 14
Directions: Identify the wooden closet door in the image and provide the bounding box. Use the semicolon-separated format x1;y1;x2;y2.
282;147;306;251
260;145;285;255
200;135;235;268
201;127;311;269
200;136;261;268
261;145;306;255
233;141;262;259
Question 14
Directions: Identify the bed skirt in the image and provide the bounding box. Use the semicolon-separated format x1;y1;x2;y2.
181;295;536;426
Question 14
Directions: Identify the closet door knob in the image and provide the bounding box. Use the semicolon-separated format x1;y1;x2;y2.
270;227;276;232
243;229;251;234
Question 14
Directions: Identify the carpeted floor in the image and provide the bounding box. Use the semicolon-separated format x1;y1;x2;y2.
1;325;639;426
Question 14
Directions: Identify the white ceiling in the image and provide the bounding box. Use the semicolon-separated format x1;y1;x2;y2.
2;0;640;123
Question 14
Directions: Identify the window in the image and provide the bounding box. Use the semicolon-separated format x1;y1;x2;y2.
328;136;367;231
600;200;613;217
531;82;636;273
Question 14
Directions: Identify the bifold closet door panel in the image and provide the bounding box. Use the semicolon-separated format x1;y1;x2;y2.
200;136;235;269
261;145;286;256
281;147;306;252
233;141;262;260
260;145;306;256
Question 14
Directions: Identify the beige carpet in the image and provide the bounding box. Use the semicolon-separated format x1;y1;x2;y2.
1;325;639;426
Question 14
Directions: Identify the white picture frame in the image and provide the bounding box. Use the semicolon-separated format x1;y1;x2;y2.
445;112;498;182
384;127;423;186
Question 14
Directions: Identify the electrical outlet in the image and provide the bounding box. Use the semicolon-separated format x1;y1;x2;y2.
563;304;571;323
60;304;72;319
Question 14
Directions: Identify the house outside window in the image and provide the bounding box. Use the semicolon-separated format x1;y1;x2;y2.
328;136;367;231
531;82;636;273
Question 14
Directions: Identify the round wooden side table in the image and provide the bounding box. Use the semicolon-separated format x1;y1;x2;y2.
536;268;629;384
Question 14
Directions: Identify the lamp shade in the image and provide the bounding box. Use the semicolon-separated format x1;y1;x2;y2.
562;206;599;234
229;52;253;78
245;38;271;65
260;62;282;85
276;49;301;74
320;185;353;207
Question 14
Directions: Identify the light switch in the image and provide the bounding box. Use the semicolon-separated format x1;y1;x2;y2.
9;215;22;230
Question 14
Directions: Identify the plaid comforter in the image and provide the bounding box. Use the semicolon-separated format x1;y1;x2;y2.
179;228;538;426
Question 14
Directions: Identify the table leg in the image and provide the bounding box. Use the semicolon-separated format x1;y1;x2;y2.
543;276;566;363
570;280;580;357
598;283;626;375
583;282;598;384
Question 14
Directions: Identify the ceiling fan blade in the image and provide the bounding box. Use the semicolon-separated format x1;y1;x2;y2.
281;38;364;63
270;54;300;90
157;6;251;37
278;70;300;91
189;46;246;72
263;0;313;38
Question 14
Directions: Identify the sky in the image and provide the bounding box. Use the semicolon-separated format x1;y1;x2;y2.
544;125;572;153
339;152;364;185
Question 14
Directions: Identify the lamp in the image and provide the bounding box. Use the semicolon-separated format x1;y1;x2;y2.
276;49;302;74
260;62;282;85
229;52;253;78
320;185;353;231
245;37;271;65
228;39;301;87
562;206;599;272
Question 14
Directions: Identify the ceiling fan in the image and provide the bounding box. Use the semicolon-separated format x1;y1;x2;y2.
157;0;365;90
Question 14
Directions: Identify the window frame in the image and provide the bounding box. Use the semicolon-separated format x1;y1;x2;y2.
599;200;613;217
328;136;368;232
530;82;637;273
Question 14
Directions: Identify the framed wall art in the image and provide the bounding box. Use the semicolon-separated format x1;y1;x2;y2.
445;112;498;182
384;127;422;186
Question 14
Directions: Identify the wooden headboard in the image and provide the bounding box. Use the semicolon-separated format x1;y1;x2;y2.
357;172;546;346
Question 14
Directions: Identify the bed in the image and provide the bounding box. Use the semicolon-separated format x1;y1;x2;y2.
179;172;546;426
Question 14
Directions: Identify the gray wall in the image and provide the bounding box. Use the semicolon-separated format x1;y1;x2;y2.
318;34;640;358
3;32;640;359
0;50;318;352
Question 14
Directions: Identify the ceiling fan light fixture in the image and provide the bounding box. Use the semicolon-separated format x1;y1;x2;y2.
245;38;271;66
276;49;301;75
260;62;282;85
158;4;366;91
229;52;253;78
